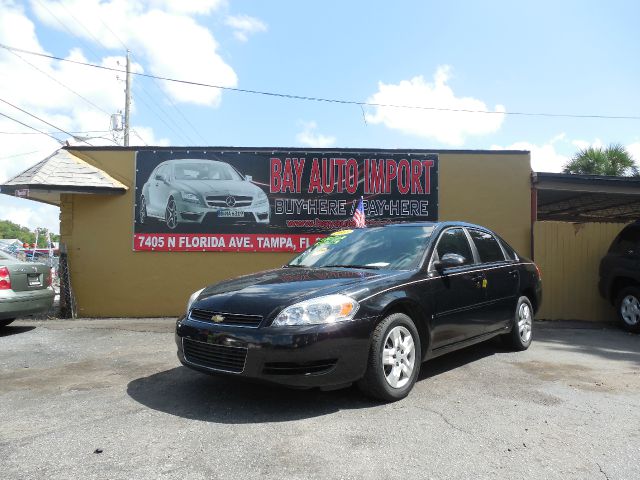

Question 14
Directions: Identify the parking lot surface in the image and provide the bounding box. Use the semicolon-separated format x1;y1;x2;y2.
1;319;638;480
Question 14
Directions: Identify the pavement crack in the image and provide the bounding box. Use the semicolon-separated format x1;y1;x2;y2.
412;405;475;437
596;462;611;480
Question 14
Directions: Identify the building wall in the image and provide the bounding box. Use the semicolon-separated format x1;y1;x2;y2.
63;149;532;317
534;220;627;321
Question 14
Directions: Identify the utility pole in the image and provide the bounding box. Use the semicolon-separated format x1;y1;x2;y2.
124;49;131;146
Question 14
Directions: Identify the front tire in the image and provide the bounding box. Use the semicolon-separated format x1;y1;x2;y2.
358;313;421;402
615;286;640;333
502;296;534;351
165;197;178;230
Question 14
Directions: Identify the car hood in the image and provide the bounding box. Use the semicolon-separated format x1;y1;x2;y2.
192;267;402;318
171;179;261;197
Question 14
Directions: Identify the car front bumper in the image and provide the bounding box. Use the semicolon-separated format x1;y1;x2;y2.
0;287;55;320
175;198;270;224
175;315;376;389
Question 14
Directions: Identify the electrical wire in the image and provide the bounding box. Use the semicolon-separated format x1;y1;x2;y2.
2;43;639;121
0;129;111;135
0;150;44;160
0;111;63;143
132;83;194;144
0;98;94;146
5;47;111;116
32;0;103;61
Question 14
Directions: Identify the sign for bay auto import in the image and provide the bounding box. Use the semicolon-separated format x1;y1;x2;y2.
133;149;438;252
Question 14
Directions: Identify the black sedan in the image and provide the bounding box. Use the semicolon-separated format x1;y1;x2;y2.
176;222;542;401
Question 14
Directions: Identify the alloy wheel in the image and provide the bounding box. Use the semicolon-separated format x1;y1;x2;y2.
620;295;640;326
518;302;532;343
139;196;146;224
382;326;416;389
166;199;177;229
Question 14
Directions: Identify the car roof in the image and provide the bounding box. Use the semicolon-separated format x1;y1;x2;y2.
383;221;493;232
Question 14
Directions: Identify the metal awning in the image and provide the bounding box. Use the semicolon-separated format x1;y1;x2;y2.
533;172;640;223
0;149;128;206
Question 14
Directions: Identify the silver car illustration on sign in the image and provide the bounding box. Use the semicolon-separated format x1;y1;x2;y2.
138;159;270;229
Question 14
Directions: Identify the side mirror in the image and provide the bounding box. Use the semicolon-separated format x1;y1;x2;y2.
433;253;466;271
155;174;165;182
245;175;253;182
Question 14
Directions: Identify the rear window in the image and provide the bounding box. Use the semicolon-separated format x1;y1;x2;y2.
468;229;505;263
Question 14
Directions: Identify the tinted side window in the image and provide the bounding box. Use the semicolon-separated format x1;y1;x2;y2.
609;227;640;255
469;229;505;263
435;228;474;265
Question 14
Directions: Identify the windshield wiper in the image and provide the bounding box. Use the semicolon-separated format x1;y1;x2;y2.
322;264;381;270
283;264;308;268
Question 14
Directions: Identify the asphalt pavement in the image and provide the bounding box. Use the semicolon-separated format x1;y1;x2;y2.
0;318;638;480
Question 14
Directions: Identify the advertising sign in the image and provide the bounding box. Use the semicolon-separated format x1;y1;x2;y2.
134;149;438;252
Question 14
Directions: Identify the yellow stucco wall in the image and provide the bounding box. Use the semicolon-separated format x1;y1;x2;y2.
62;149;532;317
534;220;626;321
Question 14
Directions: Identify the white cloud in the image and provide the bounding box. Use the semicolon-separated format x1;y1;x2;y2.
0;198;60;234
296;121;336;148
491;135;569;173
30;0;240;106
365;66;506;146
153;0;226;15
491;136;640;173
627;142;640;162
225;14;267;42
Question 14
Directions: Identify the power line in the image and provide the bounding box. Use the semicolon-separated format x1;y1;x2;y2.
32;0;103;61
0;150;43;160
6;47;111;116
0;129;111;135
2;43;639;121
130;52;207;144
0;111;63;143
0;98;94;146
132;82;194;144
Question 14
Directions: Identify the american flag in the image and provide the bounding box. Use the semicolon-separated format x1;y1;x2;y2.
353;197;366;228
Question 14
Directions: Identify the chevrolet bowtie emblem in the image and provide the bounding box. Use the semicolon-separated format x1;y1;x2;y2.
211;314;225;323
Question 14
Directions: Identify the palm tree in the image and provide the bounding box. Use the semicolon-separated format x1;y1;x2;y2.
563;144;638;176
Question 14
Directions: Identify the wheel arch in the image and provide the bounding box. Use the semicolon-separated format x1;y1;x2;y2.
376;297;431;360
609;276;640;305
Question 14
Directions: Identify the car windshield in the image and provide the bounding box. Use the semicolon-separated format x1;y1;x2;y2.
173;162;242;181
287;226;435;270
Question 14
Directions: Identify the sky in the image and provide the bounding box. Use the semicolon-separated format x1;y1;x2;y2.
0;0;639;234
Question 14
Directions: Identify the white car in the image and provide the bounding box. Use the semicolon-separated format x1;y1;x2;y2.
138;159;270;229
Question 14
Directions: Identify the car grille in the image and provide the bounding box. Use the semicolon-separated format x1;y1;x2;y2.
262;359;338;376
183;338;247;373
205;195;252;208
189;308;263;328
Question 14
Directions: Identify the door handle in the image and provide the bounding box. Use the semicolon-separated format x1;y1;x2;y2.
508;269;519;278
470;274;484;283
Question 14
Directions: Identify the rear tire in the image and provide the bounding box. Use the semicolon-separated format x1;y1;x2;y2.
358;313;421;402
0;319;16;328
502;296;533;351
615;286;640;333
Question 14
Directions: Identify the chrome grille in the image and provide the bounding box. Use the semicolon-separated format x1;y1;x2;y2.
183;338;247;373
189;308;263;328
205;195;252;208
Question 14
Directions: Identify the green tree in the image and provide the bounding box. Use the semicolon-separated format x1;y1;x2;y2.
0;221;59;247
563;144;638;176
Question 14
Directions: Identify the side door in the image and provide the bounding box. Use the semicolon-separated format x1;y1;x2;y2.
429;227;485;349
467;228;518;333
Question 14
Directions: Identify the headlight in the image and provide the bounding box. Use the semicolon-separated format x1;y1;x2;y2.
272;294;359;326
181;192;201;204
253;190;268;206
186;288;204;314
